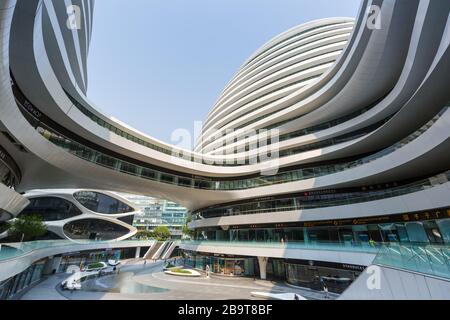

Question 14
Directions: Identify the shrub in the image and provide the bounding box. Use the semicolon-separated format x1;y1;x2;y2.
87;262;105;269
171;268;191;274
7;215;47;242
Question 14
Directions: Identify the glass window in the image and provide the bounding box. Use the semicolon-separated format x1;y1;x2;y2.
437;219;450;244
74;191;134;214
423;220;444;244
20;197;82;221
63;219;130;241
405;222;429;243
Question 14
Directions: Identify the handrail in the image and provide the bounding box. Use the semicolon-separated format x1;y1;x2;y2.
0;240;153;262
372;243;450;280
179;240;381;254
11;73;450;191
192;170;450;219
0;145;22;188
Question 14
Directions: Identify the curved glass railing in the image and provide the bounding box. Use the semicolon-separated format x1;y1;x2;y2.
30;106;449;191
373;243;450;280
12;75;450;191
16;72;389;168
67;84;387;165
66;81;381;164
0;240;153;262
192;170;450;219
201;86;386;153
180;241;450;279
0;145;21;188
179;240;380;254
207;90;390;154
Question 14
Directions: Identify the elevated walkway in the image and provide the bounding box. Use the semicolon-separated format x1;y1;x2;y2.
143;242;163;259
340;243;450;299
0;240;155;282
160;241;177;260
339;264;450;300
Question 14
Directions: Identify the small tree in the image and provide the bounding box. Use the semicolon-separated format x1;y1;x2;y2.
182;215;194;239
153;225;171;241
7;215;47;242
135;229;153;240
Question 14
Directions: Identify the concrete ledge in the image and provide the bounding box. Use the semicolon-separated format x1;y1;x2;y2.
251;292;307;300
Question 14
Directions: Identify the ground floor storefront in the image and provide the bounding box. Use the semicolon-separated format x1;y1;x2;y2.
0;246;147;300
0;259;46;300
195;213;450;246
181;251;363;294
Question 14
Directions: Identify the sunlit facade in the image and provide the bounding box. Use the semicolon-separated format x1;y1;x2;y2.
0;0;450;299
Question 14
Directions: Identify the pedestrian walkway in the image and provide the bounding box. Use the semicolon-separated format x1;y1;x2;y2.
20;259;338;300
20;274;67;300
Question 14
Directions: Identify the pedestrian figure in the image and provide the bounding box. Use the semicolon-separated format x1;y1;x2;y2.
323;284;329;299
206;264;210;278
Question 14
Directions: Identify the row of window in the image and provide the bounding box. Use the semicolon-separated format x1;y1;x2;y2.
241;22;351;74
73;191;134;214
20;192;134;222
182;252;359;294
15;75;450;192
0;259;45;300
207;32;352;134
37;104;444;192
20;197;82;221
193;171;450;219
0;146;20;188
196;218;450;245
63;219;131;241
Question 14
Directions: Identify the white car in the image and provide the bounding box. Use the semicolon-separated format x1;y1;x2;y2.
61;278;82;291
108;259;121;267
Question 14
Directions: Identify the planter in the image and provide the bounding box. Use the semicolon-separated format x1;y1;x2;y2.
164;268;201;277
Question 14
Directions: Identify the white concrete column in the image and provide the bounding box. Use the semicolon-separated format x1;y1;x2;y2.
258;257;269;280
135;247;141;259
42;256;62;275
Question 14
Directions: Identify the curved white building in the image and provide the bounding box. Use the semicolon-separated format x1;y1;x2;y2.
17;189;138;241
0;0;450;296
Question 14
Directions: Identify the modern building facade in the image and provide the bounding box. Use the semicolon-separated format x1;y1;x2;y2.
121;194;188;238
11;189;138;241
0;0;450;298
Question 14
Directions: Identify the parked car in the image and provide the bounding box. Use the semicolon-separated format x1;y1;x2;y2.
61;278;82;291
108;259;121;267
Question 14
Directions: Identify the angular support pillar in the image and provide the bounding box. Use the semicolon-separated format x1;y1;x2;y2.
135;247;141;259
258;257;269;280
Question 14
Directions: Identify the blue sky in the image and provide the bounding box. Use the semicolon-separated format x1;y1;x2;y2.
87;0;361;143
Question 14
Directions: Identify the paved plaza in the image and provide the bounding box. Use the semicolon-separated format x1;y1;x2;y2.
20;260;336;300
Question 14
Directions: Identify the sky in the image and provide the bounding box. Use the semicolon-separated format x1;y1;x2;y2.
87;0;361;144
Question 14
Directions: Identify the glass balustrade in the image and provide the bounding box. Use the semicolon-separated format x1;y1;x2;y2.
193;171;450;219
180;241;450;279
12;75;450;192
31;106;448;192
179;240;380;253
0;240;152;262
372;243;450;280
